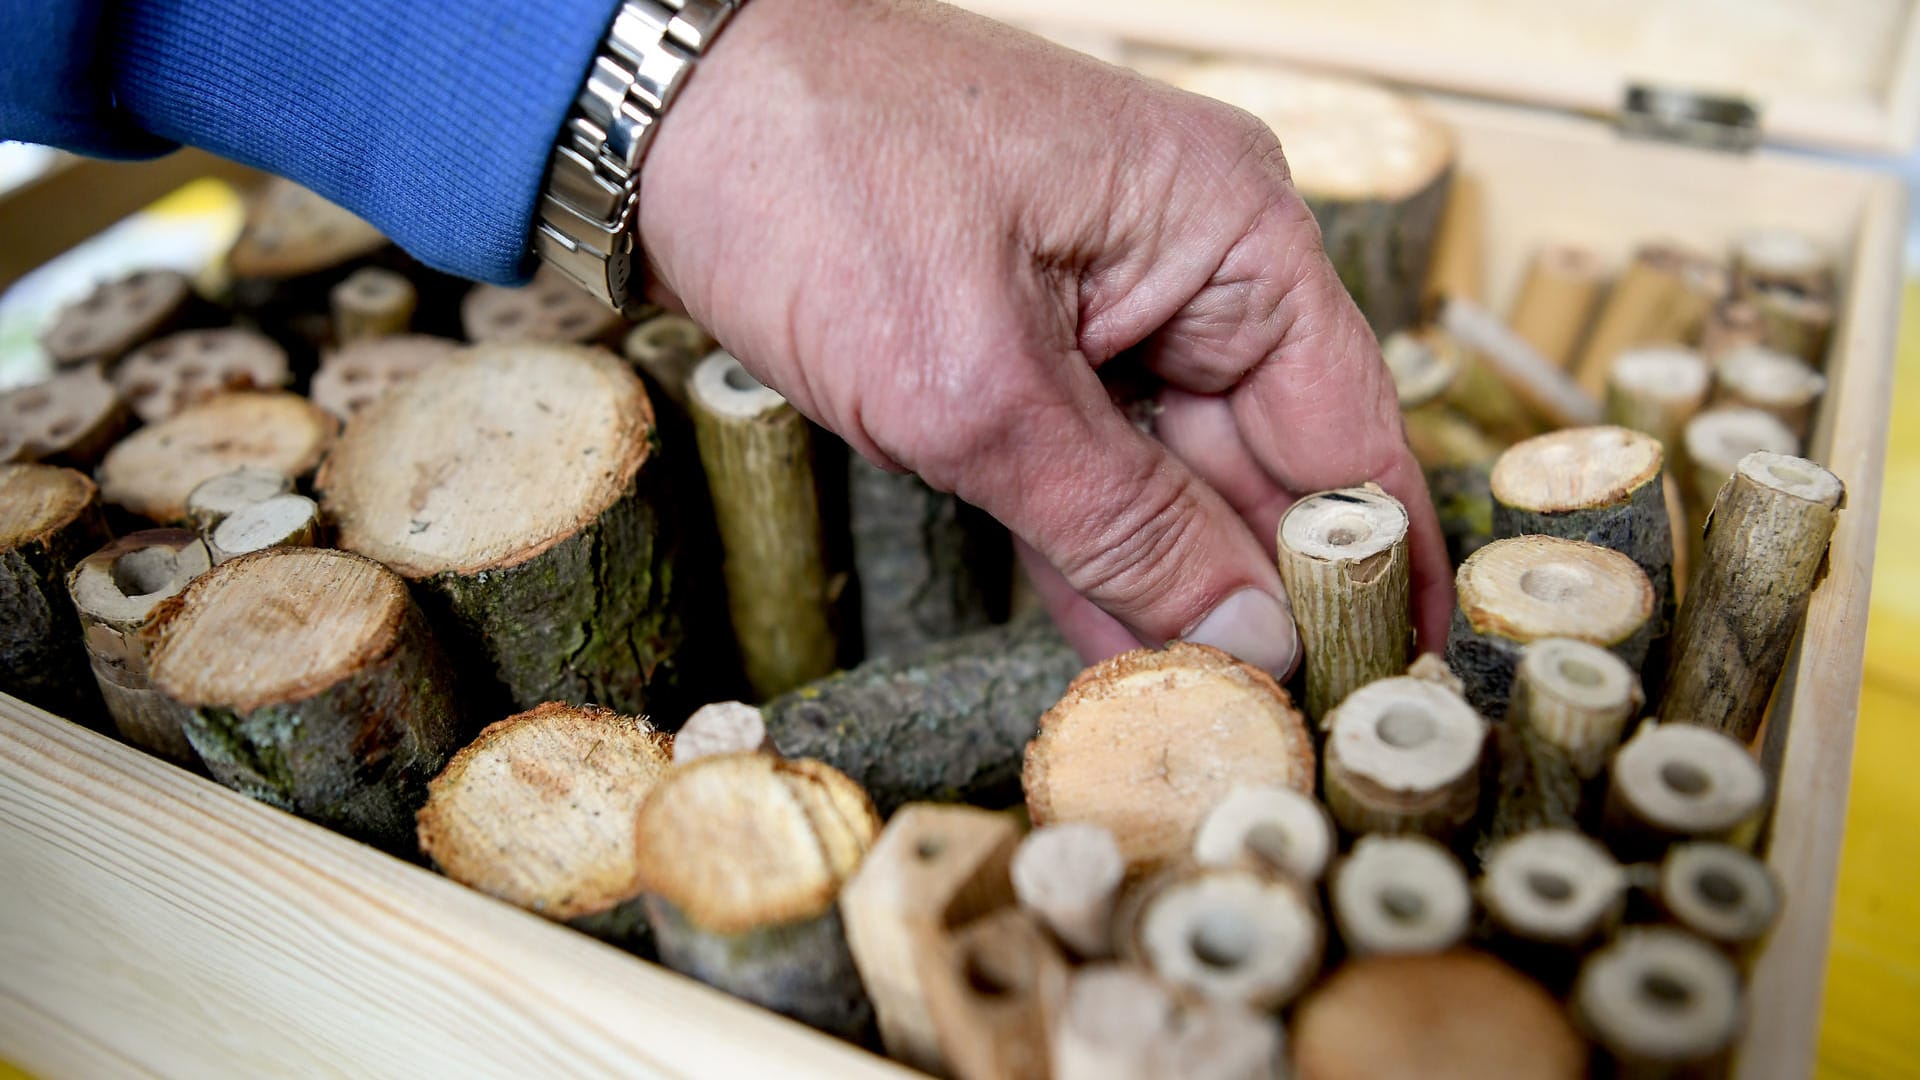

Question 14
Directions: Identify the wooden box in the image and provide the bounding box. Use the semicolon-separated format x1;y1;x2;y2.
1;6;1907;1078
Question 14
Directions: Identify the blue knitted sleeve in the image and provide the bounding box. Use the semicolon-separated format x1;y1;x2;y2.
0;0;625;284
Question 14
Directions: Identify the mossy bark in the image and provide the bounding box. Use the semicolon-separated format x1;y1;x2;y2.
645;897;873;1042
1304;168;1453;340
179;601;465;853
849;456;1010;660
0;501;109;727
761;610;1081;815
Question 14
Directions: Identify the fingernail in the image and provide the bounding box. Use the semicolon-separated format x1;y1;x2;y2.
1182;589;1300;678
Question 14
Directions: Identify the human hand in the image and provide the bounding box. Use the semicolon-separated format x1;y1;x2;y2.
635;0;1454;674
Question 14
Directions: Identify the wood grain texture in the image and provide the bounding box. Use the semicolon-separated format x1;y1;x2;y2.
0;695;917;1080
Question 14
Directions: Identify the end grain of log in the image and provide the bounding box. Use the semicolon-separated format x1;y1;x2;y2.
1605;346;1711;460
40;269;209;367
1573;927;1743;1075
634;753;880;1040
1732;228;1832;299
1277;485;1412;722
416;701;669;950
839;803;1020;1072
308;334;460;422
1507;244;1608;370
1479;829;1627;951
0;365;131;468
765;610;1081;815
1751;286;1834;367
66;528;211;765
622;315;716;413
1573;243;1725;398
461;263;625;347
1011;822;1126;960
1485;639;1640;847
1679;409;1800;567
148;547;467;852
848;454;1009;660
1192;784;1335;883
1445;535;1653;719
98;391;337;523
318;343;688;716
113;329;291;424
207;494;319;564
1603;723;1767;858
1711;344;1826;442
1116;864;1323;1010
672;699;773;763
917;907;1068;1080
1053;965;1176;1080
330;266;417;343
1330;835;1471;956
1661;452;1842;741
1655;842;1782;957
0;464;110;725
1023;643;1315;870
185;467;293;535
1322;675;1486;841
1292;950;1586;1080
690;351;838;699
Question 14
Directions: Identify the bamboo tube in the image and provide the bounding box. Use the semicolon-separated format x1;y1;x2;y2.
1381;330;1458;410
633;753;880;1040
149;547;467;852
1507;244;1608;370
1732;228;1832;299
207;493;319;564
1329;835;1471;956
318;343;690;717
1401;405;1500;565
1322;675;1485;840
1440;297;1603;430
1479;829;1627;954
1053;965;1176;1080
1276;484;1412;722
99;391;337;522
1573;928;1743;1076
1699;299;1766;360
1485;639;1639;846
39;269;213;367
0;464;110;725
309;335;461;422
1605;346;1711;458
622;315;717;413
0;365;131;468
763;610;1080;815
1711;345;1826;441
1192;784;1335;883
66;529;211;765
1445;535;1654;719
1573;243;1725;398
1661;452;1843;741
1292;951;1586;1080
1024;644;1315;870
849;456;1009;660
1604;723;1767;858
185;467;293;535
839;803;1020;1071
461;263;626;347
917;907;1069;1080
1654;842;1782;959
1115;864;1323;1010
1751;287;1834;367
1426;332;1544;445
1422;173;1483;310
688;351;837;700
113;328;291;424
329;266;417;343
673;700;773;763
416;702;669;950
1012;822;1126;960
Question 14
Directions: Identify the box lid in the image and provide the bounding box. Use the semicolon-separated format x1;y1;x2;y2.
958;0;1920;156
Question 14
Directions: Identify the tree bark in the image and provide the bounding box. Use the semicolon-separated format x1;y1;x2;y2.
98;391;337;523
1328;835;1471;956
1321;675;1486;842
0;464;110;726
149;547;467;853
764;609;1081;815
1276;485;1412;723
848;455;1009;661
1402;405;1500;566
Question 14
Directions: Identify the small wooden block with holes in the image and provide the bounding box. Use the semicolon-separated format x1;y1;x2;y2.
227;178;388;281
114;329;291;424
462;264;625;345
309;335;461;421
40;269;203;367
0;365;128;466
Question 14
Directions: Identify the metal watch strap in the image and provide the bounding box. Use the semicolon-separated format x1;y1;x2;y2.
535;0;741;315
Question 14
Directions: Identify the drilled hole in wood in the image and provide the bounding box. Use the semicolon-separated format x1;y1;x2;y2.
179;364;206;381
495;309;524;327
112;547;178;597
127;381;159;399
1189;911;1253;970
1520;563;1588;603
148;341;174;360
1558;657;1603;687
1768;461;1817;488
963;947;1024;998
539;290;569;310
1660;761;1710;797
1526;869;1574;903
559;314;589;332
1378;885;1426;923
1639;969;1693;1012
1321;513;1373;548
915;836;944;861
12;389;51;413
724;365;762;394
342;369;368;384
1375;704;1435;750
46;420;74;440
1244;822;1292;868
1696;868;1743;909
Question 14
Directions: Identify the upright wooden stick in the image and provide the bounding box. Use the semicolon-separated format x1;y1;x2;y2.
673;700;774;763
0;464;109;725
1485;639;1640;846
1329;835;1471;956
1573;928;1743;1076
689;351;838;699
1603;723;1767;857
622;315;717;413
1573;243;1724;397
1275;484;1412;721
1604;346;1711;460
1438;298;1601;429
1660;452;1842;741
1422;174;1483;310
113;328;291;424
1479;829;1627;952
1192;784;1335;884
1507;244;1607;370
1321;675;1486;841
1116;864;1323;1010
1011;823;1126;960
329;266;417;343
1752;287;1834;367
1401;405;1501;565
1732;228;1832;299
1052;965;1176;1080
1711;344;1826;442
1654;842;1782;959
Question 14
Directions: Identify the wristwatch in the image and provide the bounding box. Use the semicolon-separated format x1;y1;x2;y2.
534;0;743;316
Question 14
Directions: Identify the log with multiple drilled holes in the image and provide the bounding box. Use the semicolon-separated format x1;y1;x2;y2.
762;609;1081;815
319;342;690;718
689;351;839;699
1660;452;1843;742
848;455;1009;661
0;464;110;725
1275;485;1412;722
1023;643;1315;870
1444;535;1654;720
147;547;467;852
632;752;881;1041
1320;674;1486;841
66;529;211;767
97;391;337;522
39;269;213;368
0;364;131;467
112;328;291;424
461;264;626;347
225;179;396;357
308;334;461;421
416;702;671;950
1483;638;1640;848
1162;61;1454;338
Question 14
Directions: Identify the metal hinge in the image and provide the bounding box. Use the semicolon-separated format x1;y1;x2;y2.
1618;84;1761;153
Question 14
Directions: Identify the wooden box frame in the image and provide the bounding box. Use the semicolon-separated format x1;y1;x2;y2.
0;39;1905;1080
